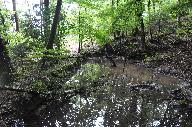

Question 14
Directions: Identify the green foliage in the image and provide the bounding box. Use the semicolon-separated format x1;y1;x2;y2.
113;1;138;33
11;42;32;57
0;3;13;38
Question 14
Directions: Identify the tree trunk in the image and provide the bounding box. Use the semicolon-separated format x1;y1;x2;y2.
111;0;116;38
0;35;12;86
117;0;120;6
136;0;145;49
46;0;62;50
12;0;19;31
78;7;82;53
158;3;161;43
152;0;156;13
177;0;181;28
40;0;43;39
148;0;153;40
140;17;145;49
43;0;50;43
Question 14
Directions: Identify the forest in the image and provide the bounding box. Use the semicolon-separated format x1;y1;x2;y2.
0;0;192;126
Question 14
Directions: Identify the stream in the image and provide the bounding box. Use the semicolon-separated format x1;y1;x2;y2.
1;58;192;127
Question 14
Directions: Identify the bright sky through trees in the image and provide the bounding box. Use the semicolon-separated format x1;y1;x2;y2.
4;0;40;11
4;0;78;12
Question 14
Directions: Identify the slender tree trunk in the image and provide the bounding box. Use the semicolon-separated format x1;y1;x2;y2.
78;7;82;53
152;0;156;13
46;0;62;50
112;0;114;8
140;18;145;49
12;0;19;31
111;0;116;38
40;0;43;40
148;0;153;40
136;0;145;49
117;0;120;6
177;0;181;28
44;0;50;44
158;3;161;43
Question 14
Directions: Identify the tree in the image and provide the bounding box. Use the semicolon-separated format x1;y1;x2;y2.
43;0;51;43
0;35;12;86
46;0;62;50
12;0;19;31
135;0;145;49
78;6;82;53
148;0;153;40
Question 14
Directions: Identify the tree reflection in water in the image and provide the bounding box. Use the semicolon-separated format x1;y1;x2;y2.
1;63;192;127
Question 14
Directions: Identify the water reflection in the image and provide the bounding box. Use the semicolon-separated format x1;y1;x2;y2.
1;63;192;127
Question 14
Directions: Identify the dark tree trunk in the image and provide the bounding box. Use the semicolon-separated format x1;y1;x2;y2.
136;0;145;49
0;35;12;86
140;17;145;49
40;0;43;38
152;0;156;13
148;0;153;40
177;0;181;28
117;0;120;6
42;0;62;68
158;18;161;43
12;0;19;31
43;0;50;43
104;43;116;67
46;0;62;50
111;0;116;38
158;4;161;43
78;8;82;53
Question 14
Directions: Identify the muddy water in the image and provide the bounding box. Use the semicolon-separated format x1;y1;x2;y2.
1;61;192;127
67;61;191;127
87;58;186;87
49;62;192;126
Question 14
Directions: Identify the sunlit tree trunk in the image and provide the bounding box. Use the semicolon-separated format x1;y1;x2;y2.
12;0;19;31
46;0;62;50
